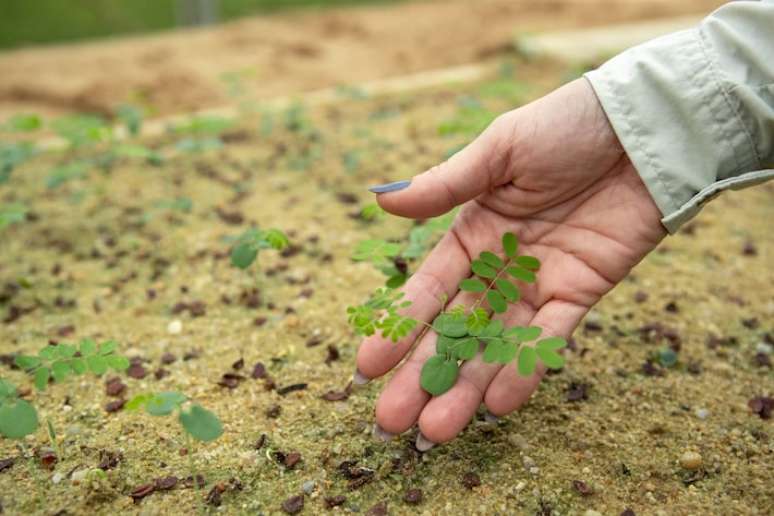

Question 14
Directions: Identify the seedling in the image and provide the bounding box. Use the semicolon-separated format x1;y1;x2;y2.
0;203;27;231
348;232;567;396
15;338;130;390
0;141;36;184
0;379;38;439
52;114;112;148
3;113;42;132
116;104;143;137
126;392;223;487
230;227;289;270
351;214;453;287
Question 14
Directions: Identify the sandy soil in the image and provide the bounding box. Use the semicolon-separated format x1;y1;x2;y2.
0;0;724;120
0;57;771;515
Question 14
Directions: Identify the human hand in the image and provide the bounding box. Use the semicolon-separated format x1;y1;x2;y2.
356;78;667;450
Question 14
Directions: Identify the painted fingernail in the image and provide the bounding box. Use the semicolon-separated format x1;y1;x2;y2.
368;180;411;194
372;424;395;442
484;411;499;424
415;432;436;452
352;368;370;385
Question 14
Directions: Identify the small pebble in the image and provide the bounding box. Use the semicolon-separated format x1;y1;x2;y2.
302;480;316;495
756;342;773;355
695;408;709;420
71;469;88;483
679;451;703;470
52;472;64;484
167;319;183;335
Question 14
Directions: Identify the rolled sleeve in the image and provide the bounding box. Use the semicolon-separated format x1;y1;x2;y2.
585;1;774;233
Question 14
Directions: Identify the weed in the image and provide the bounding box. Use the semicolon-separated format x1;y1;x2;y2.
348;232;567;395
230;227;290;270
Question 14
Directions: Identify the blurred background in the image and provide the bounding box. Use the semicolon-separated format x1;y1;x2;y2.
0;0;723;121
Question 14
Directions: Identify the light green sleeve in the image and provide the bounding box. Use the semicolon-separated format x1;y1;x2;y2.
584;0;774;233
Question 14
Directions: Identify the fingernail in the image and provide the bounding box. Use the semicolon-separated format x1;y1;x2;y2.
352;368;370;385
484;411;499;424
368;180;411;194
415;432;436;452
372;424;395;442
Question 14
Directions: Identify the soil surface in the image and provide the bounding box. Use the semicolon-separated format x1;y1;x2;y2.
0;0;724;120
0;56;772;515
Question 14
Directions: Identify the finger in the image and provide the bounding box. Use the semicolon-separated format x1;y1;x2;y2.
373;288;482;435
415;300;537;445
484;299;588;416
355;230;470;380
370;117;511;219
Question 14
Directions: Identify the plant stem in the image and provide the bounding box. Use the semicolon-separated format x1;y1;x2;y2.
471;257;514;311
184;430;199;490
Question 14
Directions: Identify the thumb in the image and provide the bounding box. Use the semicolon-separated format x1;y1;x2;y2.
369;118;509;218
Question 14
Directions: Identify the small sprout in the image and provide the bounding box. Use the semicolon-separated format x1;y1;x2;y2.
3;113;42;132
116;104;143;137
15;339;130;391
230;228;289;270
348;232;567;396
46;162;86;189
1;141;37;184
0;203;27;231
359;203;385;222
52;114;111;148
0;379;39;439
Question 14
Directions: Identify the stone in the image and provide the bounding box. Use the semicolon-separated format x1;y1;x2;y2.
679;451;702;470
167;319;182;335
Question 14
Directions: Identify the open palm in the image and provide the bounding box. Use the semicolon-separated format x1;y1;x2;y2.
356;79;666;449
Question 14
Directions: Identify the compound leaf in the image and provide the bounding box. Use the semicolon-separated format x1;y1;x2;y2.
106;355;130;371
231;242;257;269
99;341;118;355
465;308;489;335
503;326;542;342
51;361;71;382
480;319;504;338
70;357;87;375
14;355;41;370
455;337;479;361
146;391;187;416
79;339;97;356
471;259;496;279
515;255;541;271
86;355;107;375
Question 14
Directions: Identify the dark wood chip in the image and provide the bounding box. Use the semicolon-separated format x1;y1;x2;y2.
620;509;636;516
254;434;267;450
305;336;323;348
105;377;127;397
218;372;245;389
277;383;308;396
282;494;304;514
325;345;340;365
742;241;758;256
105;399;126;413
184;474;206;488
130;483;155;502
324;495;346;509
206;483;227;506
641;360;663;377
97;450;122;470
183;350;200;361
56;325;75;337
154;368;170;380
754;353;772;368
232;358;244;370
154;476;178;490
266;405;281;418
366;501;388;516
583;321;602;332
572;480;593;496
126;363;148;379
160;352;177;365
461;472;481;490
403;488;423;505
253;316;267;327
0;458;14;473
633;291;648;303
283;452;302;469
748;396;773;419
322;389;349;402
565;382;589;402
215;207;244;225
664;301;679;313
252;362;267;379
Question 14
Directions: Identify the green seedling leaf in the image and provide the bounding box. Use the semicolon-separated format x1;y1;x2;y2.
352;239;401;262
385;273;407;289
536;337;567;353
147;392;187;416
117;104;143;136
536;336;567;369
0;399;38;439
56;343;77;358
503;326;542;342
518;346;537;376
482;338;516;364
502;232;518;258
433;313;468;337
436;334;457;355
479;251;503;269
231;242;258;269
486;290;507;313
71;357;87;375
34;367;50;391
480;319;504;338
86;355;107;375
79;339;97;356
14;355;41;370
51;361;71;382
507;266;536;283
378;314;417;342
125;394;154;412
360;203;385;222
459;278;486;293
347;305;378;336
495;279;520;302
515;255;541;271
420;355;459;396
0;380;16;400
179;404;223;442
465;307;489;335
5;113;42;132
99;341;118;355
658;348;678;368
0;203;27;230
455;337;479;360
263;229;289;250
39;346;58;360
106;355;130;371
471;259;496;279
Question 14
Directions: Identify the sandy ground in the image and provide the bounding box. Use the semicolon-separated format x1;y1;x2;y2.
0;57;772;515
0;0;724;120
